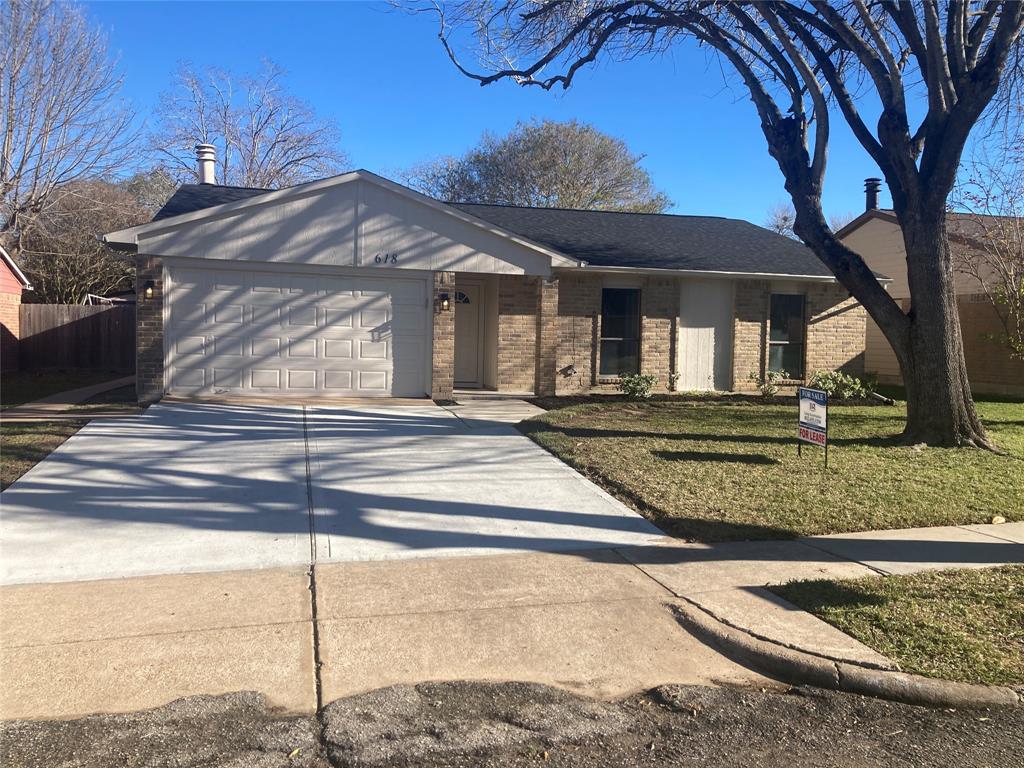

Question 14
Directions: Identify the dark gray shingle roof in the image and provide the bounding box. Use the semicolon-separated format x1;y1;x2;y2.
153;184;270;220
453;203;834;276
150;183;835;278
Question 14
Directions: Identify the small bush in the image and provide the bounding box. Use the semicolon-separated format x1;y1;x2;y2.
617;373;657;399
808;370;877;400
748;369;788;398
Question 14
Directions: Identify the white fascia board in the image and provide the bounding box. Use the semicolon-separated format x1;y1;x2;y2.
103;169;582;269
0;245;33;289
559;264;887;283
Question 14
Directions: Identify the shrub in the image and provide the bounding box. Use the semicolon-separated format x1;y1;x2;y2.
808;370;877;400
748;369;788;398
617;373;657;399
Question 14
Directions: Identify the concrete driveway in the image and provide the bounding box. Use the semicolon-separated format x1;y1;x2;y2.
0;401;666;585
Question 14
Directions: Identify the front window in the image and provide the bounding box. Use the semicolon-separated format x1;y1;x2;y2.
600;288;640;377
768;293;805;378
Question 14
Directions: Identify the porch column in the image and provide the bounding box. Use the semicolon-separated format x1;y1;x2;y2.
535;277;559;397
136;255;165;404
431;270;455;400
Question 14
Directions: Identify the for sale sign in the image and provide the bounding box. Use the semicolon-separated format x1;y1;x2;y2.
798;387;828;447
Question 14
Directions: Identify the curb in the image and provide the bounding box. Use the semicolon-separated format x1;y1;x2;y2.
670;602;1022;709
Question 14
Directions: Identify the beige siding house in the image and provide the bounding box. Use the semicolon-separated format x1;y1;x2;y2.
106;157;866;404
839;209;1024;396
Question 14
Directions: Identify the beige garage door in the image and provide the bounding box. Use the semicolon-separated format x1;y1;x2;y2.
164;263;428;397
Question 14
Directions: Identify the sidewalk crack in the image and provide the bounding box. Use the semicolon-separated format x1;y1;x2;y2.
302;406;325;715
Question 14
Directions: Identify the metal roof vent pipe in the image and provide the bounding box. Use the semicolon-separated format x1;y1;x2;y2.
864;177;882;211
195;143;217;185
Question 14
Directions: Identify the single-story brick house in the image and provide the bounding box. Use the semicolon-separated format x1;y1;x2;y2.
104;156;868;403
1;245;33;372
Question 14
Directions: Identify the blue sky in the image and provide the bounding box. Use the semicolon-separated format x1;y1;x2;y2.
86;0;888;223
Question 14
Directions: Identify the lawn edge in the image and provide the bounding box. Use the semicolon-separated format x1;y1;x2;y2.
670;601;1022;709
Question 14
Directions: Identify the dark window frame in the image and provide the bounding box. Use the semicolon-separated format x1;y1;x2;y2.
767;293;806;379
599;287;642;378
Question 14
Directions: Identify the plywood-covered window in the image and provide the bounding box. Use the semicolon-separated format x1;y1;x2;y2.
600;288;640;377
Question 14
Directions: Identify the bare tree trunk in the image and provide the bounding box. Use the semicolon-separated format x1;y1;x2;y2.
895;214;989;447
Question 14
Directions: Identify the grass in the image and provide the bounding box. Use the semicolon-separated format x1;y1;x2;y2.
0;368;130;409
70;384;138;413
521;395;1024;541
772;565;1024;686
1;421;86;490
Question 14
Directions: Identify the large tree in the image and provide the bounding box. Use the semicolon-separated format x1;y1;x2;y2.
406;118;671;211
17;179;148;304
428;1;1024;447
150;61;348;189
0;0;136;255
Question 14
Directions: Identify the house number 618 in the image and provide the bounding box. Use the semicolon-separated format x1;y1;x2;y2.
374;252;398;264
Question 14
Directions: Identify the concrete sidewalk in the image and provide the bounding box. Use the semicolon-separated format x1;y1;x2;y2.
620;521;1024;664
2;522;1020;721
0;375;137;422
0;551;772;720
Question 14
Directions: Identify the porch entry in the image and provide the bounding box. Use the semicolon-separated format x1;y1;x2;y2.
454;283;483;387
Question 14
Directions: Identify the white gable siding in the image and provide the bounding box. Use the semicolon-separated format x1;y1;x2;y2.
136;179;553;276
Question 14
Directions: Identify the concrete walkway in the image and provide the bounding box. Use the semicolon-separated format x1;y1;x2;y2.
2;522;1020;720
0;375;137;422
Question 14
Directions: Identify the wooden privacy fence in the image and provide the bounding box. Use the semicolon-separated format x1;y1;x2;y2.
19;304;135;370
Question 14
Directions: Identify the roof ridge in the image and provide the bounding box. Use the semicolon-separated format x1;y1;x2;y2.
181;182;274;192
452;201;729;220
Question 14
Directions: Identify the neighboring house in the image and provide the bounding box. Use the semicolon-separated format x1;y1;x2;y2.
104;149;867;403
839;189;1024;396
0;245;33;372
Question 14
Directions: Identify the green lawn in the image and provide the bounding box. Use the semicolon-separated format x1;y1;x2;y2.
1;421;85;490
772;565;1024;686
0;368;129;409
521;396;1024;540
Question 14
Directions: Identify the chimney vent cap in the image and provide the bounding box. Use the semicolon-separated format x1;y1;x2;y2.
195;143;217;184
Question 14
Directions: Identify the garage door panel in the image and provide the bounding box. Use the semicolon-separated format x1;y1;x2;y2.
251;369;282;389
324;339;353;359
214;304;245;324
166;265;426;397
287;305;317;327
213;336;245;357
287;370;317;389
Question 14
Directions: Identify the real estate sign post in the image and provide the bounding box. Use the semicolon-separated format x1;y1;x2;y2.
797;387;829;468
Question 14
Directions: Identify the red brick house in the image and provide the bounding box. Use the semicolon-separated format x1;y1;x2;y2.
104;157;867;404
0;245;33;372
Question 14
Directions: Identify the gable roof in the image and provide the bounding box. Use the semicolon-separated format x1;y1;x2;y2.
104;170;581;269
116;171;844;281
154;184;269;220
0;245;32;289
451;203;835;277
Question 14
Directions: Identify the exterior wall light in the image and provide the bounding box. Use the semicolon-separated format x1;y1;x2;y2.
144;280;155;300
439;293;451;312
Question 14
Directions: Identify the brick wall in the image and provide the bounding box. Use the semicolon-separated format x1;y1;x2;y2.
136;255;164;403
732;280;866;392
535;277;559;396
640;276;677;387
555;273;601;394
732;280;770;392
0;289;21;371
431;271;455;400
497;275;538;392
805;282;866;378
